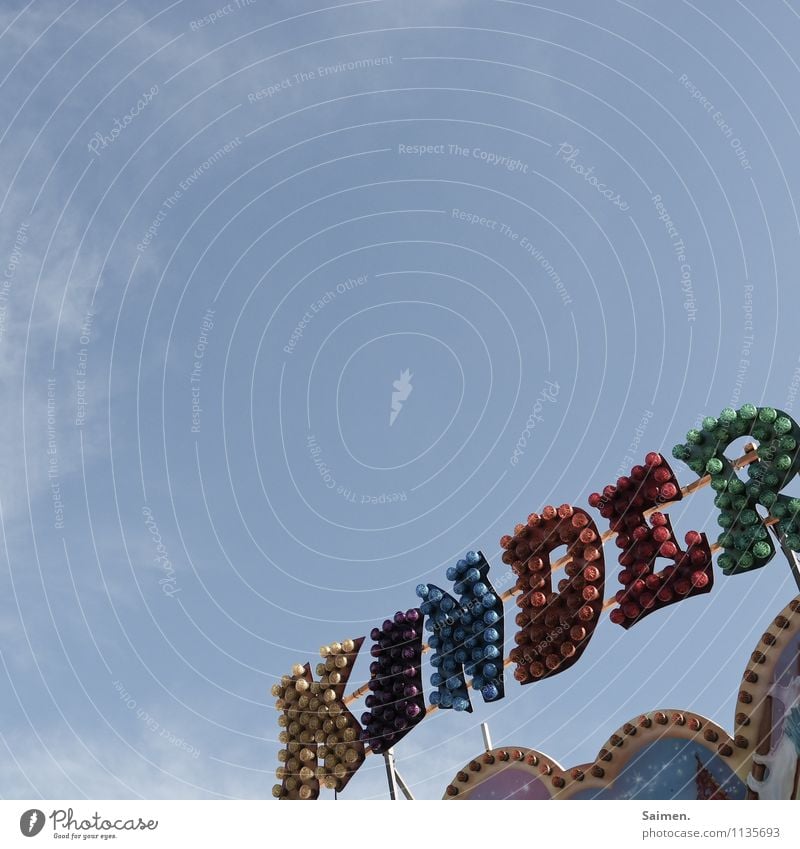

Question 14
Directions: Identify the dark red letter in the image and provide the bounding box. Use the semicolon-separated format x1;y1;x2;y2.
502;504;605;683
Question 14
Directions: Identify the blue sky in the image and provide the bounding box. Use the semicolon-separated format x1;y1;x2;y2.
1;0;800;800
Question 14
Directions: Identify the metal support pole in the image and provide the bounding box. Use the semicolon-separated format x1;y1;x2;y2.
481;721;493;752
383;748;399;800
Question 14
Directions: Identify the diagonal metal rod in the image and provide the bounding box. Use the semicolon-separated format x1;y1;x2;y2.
383;747;414;799
394;768;415;800
769;524;800;591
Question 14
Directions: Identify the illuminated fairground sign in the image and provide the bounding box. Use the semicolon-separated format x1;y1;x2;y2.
272;405;800;800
